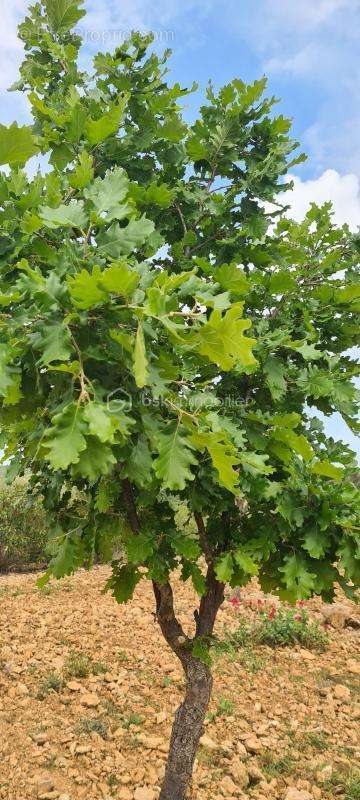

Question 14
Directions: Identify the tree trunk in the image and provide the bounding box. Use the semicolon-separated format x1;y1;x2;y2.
159;656;212;800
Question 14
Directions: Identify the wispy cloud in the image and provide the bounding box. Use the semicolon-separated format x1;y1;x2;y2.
281;169;360;230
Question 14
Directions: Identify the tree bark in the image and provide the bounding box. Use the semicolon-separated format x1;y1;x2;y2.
120;485;224;800
154;564;224;800
159;656;212;800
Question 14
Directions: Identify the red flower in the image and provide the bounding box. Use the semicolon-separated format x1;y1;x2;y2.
294;614;302;621
268;607;276;620
230;597;240;608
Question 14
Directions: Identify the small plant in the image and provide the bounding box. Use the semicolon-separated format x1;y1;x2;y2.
163;676;172;688
346;773;360;800
37;672;62;700
256;607;328;650
261;749;294;778
64;651;91;679
117;649;129;663
305;730;329;752
122;713;143;730
221;607;328;653
78;717;108;740
91;660;107;675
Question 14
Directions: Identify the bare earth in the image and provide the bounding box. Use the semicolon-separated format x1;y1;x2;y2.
0;567;359;800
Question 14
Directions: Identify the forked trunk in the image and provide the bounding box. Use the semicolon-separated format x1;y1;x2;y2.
159;656;212;800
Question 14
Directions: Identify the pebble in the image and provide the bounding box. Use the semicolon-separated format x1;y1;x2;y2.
200;734;218;751
79;692;100;707
333;684;351;701
285;790;312;800
32;732;48;745
133;789;156;800
229;758;249;788
244;735;262;754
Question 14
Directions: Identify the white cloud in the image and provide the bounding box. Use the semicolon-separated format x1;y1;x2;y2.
280;169;360;231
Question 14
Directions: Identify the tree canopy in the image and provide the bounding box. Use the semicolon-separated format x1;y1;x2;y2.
0;0;359;619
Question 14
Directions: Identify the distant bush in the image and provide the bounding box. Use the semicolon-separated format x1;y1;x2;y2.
0;478;50;571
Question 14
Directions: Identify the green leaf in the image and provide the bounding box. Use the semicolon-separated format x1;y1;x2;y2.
45;0;86;32
0;123;39;166
279;554;317;600
105;564;142;604
100;262;139;298
69;151;94;189
191;431;240;494
272;429;313;461
125;533;154;564
170;533;201;560
83;402;115;443
239;451;273;475
48;533;84;579
268;271;296;294
123;436;153;488
72;436;116;481
154;422;197;490
234;549;259;576
97;215;155;257
133;322;149;388
264;356;287;400
311;460;345;480
32;322;72;366
303;530;329;559
43;403;87;470
39;200;87;230
193;305;257;371
192;638;212;667
85;98;128;145
215;552;234;583
84;167;131;221
214;263;249;296
67;266;108;309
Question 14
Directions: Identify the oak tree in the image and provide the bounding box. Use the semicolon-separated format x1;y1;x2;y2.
1;2;359;798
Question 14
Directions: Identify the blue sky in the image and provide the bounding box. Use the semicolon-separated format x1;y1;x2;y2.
1;0;359;456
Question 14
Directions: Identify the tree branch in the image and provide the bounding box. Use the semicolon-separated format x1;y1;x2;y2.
153;580;190;665
194;511;213;566
121;477;140;534
196;565;225;638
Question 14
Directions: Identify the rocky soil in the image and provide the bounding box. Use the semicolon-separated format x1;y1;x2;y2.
0;567;359;800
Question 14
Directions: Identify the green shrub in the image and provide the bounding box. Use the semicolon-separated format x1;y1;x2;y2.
0;478;50;570
256;608;328;650
219;607;328;653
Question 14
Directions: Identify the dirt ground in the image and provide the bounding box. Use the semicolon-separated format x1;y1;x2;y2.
0;567;359;800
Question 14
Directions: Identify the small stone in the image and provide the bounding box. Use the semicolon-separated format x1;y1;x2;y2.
333;684;351;701
32;732;48;746
229;758;249;789
67;681;82;692
80;692;100;707
299;649;316;661
134;789;156;800
347;659;360;676
58;796;70;800
219;776;237;796
200;734;218;751
118;791;132;800
35;776;54;795
316;765;332;783
76;744;92;754
16;682;29;696
236;741;247;757
248;764;266;783
156;711;167;724
285;789;312;800
138;735;164;750
244;735;262;754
